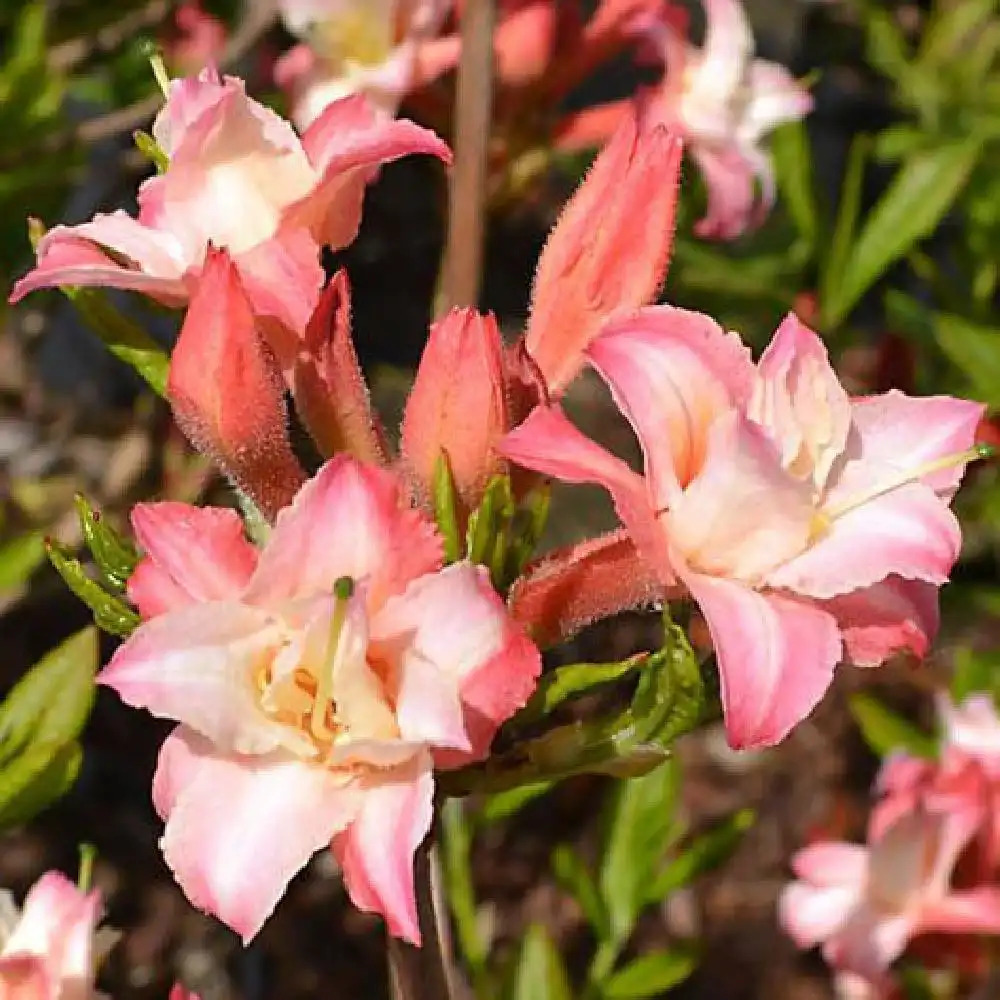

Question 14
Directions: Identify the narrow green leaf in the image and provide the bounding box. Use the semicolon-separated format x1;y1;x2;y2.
47;542;140;637
503;484;551;587
504;924;573;1000
480;781;554;825
516;655;647;727
771;120;817;247
467;475;513;566
441;799;489;989
0;531;46;591
0;627;97;764
602;947;698;999
933;312;1000;407
819;134;869;327
0;741;82;829
848;692;938;760
74;494;138;590
63;286;169;396
645;809;755;903
599;759;680;946
552;844;608;936
824;143;979;327
951;649;1000;706
433;452;463;564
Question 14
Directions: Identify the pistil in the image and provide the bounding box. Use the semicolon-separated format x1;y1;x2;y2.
309;576;356;741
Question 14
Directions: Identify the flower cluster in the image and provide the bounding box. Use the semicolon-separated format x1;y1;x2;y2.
7;14;980;954
781;695;1000;997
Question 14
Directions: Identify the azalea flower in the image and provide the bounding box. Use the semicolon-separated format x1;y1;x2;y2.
641;0;812;238
101;456;540;944
502;310;983;748
780;806;1000;985
10;68;450;343
275;0;460;128
0;871;102;1000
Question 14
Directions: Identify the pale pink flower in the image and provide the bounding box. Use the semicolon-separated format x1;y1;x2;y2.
163;1;227;74
0;871;102;1000
10;68;450;338
643;0;813;238
103;456;540;944
780;807;1000;984
274;0;460;128
503;310;983;747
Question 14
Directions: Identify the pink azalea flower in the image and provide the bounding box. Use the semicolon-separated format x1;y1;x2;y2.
274;0;460;128
643;0;813;238
502;310;983;748
0;871;102;1000
779;806;1000;985
103;456;540;944
10;68;450;338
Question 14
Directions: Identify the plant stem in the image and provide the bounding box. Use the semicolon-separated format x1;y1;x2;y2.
388;836;454;1000
436;0;496;314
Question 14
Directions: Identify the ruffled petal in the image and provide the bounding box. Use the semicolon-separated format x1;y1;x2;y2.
333;753;434;944
245;456;442;611
153;727;360;944
127;502;258;618
767;483;961;599
684;571;841;748
587;305;755;502
99;603;296;755
779;881;860;950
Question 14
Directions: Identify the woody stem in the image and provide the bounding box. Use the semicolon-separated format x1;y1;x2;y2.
387;833;454;1000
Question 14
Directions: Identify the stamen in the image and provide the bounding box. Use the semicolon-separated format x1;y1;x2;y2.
140;41;172;98
309;576;355;741
824;445;989;522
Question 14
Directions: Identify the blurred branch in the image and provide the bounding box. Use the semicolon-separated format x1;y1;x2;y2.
436;0;496;314
0;1;277;168
48;1;172;73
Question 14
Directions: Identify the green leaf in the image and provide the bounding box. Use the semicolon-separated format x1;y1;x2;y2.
771;120;818;247
848;692;937;760
599;759;680;947
480;781;554;825
504;924;573;1000
551;844;607;936
645;809;755;903
47;541;140;637
933;312;1000;407
63;286;169;396
602;948;698;999
0;627;97;765
0;531;46;591
951;648;1000;705
503;484;551;586
823;143;979;327
516;655;647;727
433;452;463;564
74;494;138;590
0;741;82;829
819;134;869;327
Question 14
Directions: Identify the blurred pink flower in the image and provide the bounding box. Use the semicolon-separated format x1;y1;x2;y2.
163;1;227;74
10;68;450;338
104;457;540;944
644;0;812;238
275;0;460;128
0;871;102;1000
780;807;1000;985
503;310;982;748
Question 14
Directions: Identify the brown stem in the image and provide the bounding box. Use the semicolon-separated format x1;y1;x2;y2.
436;0;496;315
387;837;454;1000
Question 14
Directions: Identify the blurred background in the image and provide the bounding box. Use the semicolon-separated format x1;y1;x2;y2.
2;1;1000;998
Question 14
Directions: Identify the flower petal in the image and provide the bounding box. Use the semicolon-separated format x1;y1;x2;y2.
750;313;851;491
919;887;1000;936
99;603;297;755
153;727;360;944
333;753;434;944
823;577;939;668
371;562;540;760
779;881;860;950
587;305;755;502
791;842;870;887
684;571;841;748
500;405;672;583
246;456;442;611
767;483;961;599
127;502;258;618
0;956;50;1000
